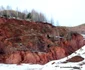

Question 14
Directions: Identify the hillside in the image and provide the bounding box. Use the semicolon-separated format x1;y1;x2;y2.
0;17;84;64
68;23;85;34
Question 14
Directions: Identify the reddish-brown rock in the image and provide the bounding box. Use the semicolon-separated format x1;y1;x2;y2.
66;56;84;62
5;52;21;64
23;52;36;64
37;52;48;64
60;32;85;56
49;47;66;60
0;17;84;64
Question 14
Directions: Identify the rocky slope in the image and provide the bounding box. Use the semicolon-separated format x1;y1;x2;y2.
68;24;85;34
0;17;84;64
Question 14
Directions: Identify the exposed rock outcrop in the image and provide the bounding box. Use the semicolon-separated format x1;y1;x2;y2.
66;56;84;62
0;17;84;64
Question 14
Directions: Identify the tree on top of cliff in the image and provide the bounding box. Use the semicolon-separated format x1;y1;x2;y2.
30;9;47;22
0;6;49;23
26;13;32;19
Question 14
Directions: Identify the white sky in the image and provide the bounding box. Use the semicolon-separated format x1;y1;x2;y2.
0;0;85;26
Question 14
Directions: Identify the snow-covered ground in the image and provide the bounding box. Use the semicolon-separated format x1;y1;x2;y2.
0;64;43;70
42;45;85;70
0;34;85;70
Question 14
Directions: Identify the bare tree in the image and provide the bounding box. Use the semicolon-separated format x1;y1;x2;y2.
39;13;46;22
56;21;59;26
50;17;54;25
0;6;4;11
23;9;28;19
6;5;12;17
16;7;19;18
31;9;39;21
30;9;46;22
6;5;12;10
0;6;5;16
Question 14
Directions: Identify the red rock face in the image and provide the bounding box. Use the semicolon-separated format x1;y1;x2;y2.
48;47;65;60
60;32;84;56
0;17;84;64
23;52;37;64
5;52;21;64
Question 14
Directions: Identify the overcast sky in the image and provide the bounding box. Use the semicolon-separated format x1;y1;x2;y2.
0;0;85;26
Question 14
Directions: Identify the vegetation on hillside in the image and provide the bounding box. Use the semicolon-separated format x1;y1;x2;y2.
0;6;47;23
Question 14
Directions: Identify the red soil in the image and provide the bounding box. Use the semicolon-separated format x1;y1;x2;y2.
0;17;84;64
